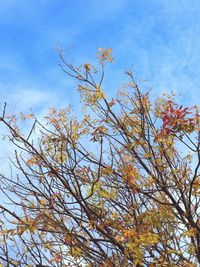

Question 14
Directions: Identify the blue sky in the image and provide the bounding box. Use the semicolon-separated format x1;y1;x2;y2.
0;0;200;118
0;0;199;238
0;0;199;194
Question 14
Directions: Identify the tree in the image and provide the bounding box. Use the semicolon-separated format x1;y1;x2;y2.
0;48;200;266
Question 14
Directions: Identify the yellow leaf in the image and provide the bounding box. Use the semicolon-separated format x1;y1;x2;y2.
26;156;40;166
71;247;83;258
44;242;52;250
183;228;197;237
39;199;47;205
84;63;91;72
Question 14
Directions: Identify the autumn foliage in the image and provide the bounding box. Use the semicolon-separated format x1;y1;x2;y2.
0;48;200;266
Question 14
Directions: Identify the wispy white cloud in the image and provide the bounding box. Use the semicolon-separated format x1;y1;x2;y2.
104;0;200;106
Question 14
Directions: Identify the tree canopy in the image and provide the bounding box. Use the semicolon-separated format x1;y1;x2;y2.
0;48;200;266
